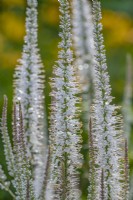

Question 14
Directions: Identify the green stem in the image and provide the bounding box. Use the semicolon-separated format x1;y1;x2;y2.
7;189;16;199
2;185;16;199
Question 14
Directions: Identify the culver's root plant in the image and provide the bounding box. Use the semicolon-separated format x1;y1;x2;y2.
14;0;48;197
88;0;129;199
49;0;82;199
0;0;130;199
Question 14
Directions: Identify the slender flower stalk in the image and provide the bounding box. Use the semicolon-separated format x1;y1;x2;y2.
0;98;36;200
88;118;97;200
1;96;14;177
0;165;15;199
49;0;82;199
12;103;35;200
124;139;129;199
100;169;104;200
90;0;126;199
123;54;133;141
0;96;16;198
72;0;95;131
13;0;47;196
40;147;50;200
122;54;132;200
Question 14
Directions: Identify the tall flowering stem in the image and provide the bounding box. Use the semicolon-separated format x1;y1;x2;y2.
123;55;132;200
123;54;133;142
0;97;15;198
90;0;126;199
14;0;47;196
88;118;97;200
123;55;133;200
100;169;104;200
49;0;82;199
124;139;129;199
72;0;95;131
0;98;36;199
12;103;35;200
1;96;14;177
40;147;50;200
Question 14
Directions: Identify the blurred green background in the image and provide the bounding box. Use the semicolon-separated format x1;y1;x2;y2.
0;0;133;199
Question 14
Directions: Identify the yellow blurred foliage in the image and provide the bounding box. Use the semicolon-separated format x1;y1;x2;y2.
40;3;59;25
0;34;5;51
0;4;133;69
0;51;20;68
102;10;133;46
3;0;25;6
1;13;25;42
